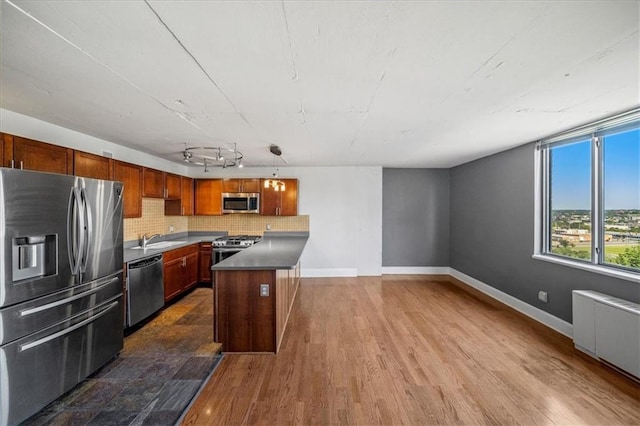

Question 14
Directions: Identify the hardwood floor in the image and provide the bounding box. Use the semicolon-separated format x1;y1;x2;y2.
183;275;640;425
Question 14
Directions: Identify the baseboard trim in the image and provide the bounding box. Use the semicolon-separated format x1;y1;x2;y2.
382;266;451;275
449;268;573;338
301;268;358;278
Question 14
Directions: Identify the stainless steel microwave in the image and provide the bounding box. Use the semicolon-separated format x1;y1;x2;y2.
221;192;260;214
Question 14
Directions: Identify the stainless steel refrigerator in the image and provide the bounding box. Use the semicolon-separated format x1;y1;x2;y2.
0;169;124;425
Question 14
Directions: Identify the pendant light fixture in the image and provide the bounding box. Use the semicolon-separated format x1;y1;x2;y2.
264;144;286;191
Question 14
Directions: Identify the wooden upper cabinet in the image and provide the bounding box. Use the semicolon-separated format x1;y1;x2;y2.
280;179;298;216
142;167;164;198
261;185;279;216
165;173;181;200
194;179;222;215
180;177;194;215
73;151;113;180
261;178;298;216
11;136;73;174
0;133;6;167
113;160;143;218
222;178;261;193
144;168;182;200
165;176;193;216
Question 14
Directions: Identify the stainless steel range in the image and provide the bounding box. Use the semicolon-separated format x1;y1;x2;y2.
212;235;261;265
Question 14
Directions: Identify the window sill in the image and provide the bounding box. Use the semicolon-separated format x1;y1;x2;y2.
532;254;640;284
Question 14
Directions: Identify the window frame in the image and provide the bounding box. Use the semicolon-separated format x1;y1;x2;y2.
534;108;640;284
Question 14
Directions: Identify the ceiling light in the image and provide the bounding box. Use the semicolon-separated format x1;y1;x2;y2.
183;143;243;170
264;144;286;191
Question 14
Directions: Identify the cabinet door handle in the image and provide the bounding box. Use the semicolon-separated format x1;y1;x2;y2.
19;161;23;169
10;159;15;168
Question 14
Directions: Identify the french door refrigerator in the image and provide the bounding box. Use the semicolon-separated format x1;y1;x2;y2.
0;169;124;425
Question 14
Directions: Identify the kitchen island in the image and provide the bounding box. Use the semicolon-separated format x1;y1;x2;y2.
212;232;308;353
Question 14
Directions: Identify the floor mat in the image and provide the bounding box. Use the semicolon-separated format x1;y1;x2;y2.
22;287;222;426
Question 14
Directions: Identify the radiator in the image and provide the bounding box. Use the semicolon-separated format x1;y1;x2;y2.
572;290;640;378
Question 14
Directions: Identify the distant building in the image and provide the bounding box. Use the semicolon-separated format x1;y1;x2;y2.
551;231;612;245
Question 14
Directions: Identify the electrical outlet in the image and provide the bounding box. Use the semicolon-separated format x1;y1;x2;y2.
260;284;270;297
169;225;174;233
538;291;548;303
266;224;271;230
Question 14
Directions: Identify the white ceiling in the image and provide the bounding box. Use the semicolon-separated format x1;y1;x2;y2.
1;1;638;168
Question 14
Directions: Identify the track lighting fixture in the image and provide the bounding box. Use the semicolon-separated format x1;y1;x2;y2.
182;143;243;170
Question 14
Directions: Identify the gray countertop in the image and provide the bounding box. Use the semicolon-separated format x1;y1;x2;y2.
212;234;308;271
123;232;227;264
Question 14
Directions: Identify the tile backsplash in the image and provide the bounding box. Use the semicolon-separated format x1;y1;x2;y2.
123;198;309;241
123;199;188;241
189;214;309;236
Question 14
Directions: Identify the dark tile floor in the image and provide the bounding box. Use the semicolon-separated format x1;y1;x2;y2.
22;286;222;426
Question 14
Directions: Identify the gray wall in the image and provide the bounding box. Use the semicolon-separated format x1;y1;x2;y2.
382;168;449;267
449;143;638;323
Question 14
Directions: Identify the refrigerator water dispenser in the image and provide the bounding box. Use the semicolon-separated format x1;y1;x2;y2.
12;235;57;281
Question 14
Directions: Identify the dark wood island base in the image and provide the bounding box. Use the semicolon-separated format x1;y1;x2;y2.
214;263;301;353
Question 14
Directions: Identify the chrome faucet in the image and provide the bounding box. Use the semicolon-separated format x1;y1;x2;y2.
142;233;161;249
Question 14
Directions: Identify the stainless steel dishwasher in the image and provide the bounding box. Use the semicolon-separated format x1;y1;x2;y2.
126;255;164;327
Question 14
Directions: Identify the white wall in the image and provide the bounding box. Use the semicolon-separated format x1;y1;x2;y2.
298;166;382;277
1;109;383;277
191;166;383;277
356;167;383;276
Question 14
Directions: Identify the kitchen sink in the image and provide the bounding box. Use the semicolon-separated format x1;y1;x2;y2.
130;241;187;250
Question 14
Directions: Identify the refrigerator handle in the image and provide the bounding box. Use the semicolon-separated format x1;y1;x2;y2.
66;187;84;278
19;276;119;317
79;188;92;273
19;299;120;352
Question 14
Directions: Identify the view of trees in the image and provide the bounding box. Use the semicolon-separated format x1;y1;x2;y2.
552;240;590;260
614;245;640;268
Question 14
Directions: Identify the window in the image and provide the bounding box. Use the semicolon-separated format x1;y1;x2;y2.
539;109;640;276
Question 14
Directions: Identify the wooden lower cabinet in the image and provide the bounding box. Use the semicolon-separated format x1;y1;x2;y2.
163;244;199;302
198;242;212;283
215;265;300;353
